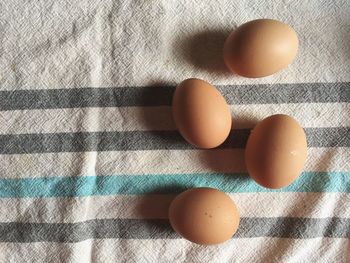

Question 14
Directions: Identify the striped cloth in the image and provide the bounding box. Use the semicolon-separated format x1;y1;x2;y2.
0;0;349;262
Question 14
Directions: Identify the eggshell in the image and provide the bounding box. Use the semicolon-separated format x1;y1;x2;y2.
172;78;232;149
224;19;299;78
168;188;240;245
245;114;307;189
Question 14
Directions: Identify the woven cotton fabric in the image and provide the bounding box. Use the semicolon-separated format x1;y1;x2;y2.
0;1;349;262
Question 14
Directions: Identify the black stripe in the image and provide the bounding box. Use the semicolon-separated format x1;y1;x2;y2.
0;128;347;154
0;82;349;110
0;217;348;242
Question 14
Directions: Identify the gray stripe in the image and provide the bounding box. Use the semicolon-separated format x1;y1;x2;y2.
0;217;348;242
236;217;350;238
0;82;349;110
304;128;350;147
0;128;347;154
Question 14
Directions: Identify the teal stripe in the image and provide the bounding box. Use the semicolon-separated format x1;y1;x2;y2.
0;172;349;198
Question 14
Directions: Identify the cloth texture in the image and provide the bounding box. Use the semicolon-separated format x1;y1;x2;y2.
0;0;349;262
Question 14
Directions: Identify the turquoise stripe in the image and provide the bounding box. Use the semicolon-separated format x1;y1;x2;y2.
0;172;348;198
0;172;350;198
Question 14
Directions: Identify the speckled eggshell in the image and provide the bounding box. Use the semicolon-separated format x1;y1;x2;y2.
168;188;240;245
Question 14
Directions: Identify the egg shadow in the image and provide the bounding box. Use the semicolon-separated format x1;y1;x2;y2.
137;81;174;107
135;188;185;239
200;148;247;174
135;193;177;220
232;115;260;130
200;115;259;176
138;82;192;150
140;218;178;239
175;29;235;75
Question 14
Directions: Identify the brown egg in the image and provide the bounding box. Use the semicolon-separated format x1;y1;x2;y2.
172;78;232;149
224;19;299;78
168;187;240;245
245;114;307;189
